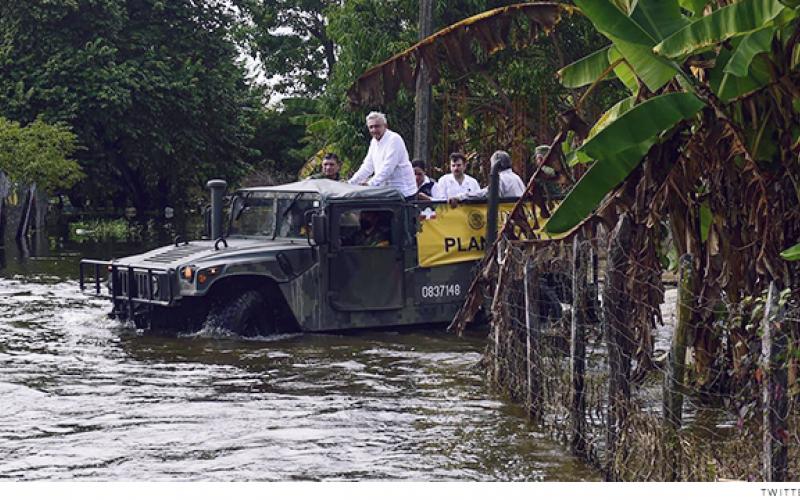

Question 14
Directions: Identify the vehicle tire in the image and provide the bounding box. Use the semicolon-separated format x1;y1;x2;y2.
205;290;274;337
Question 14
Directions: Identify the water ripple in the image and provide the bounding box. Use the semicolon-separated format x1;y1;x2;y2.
0;277;596;481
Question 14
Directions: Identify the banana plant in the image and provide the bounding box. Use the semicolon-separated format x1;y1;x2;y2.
544;0;799;234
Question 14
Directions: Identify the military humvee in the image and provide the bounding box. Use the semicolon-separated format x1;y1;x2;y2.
79;179;498;336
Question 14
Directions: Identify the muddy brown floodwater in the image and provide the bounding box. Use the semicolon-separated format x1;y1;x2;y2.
0;221;597;480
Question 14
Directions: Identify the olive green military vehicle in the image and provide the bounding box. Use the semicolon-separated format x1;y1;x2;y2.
79;179;488;336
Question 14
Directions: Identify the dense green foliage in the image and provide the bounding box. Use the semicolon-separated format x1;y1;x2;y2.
0;0;259;211
0;0;631;210
236;0;339;97
262;0;619;177
0;117;83;191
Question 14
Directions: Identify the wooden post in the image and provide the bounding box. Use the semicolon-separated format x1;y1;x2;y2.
603;215;633;481
571;236;588;457
762;282;789;482
524;255;542;422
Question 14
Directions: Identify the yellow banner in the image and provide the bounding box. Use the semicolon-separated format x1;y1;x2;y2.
416;202;549;268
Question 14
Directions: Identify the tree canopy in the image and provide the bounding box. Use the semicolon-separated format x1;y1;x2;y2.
0;0;259;211
0;117;83;192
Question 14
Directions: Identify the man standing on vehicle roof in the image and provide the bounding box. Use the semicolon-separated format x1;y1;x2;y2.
348;111;418;200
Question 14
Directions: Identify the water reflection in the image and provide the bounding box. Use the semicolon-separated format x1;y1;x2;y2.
0;217;597;481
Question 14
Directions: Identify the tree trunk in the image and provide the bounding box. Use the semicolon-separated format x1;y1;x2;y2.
0;171;8;243
16;183;35;241
413;0;433;164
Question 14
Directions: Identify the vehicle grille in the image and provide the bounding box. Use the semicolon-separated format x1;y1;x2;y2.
116;269;167;302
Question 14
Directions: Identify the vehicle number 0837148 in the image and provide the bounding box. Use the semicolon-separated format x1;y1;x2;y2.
420;284;461;299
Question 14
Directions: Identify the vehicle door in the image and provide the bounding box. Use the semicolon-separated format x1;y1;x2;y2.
328;204;403;311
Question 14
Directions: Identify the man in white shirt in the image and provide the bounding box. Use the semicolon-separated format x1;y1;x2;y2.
452;150;526;204
489;150;526;197
348;111;418;199
431;152;481;200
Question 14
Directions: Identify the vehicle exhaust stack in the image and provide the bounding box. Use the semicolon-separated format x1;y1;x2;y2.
207;179;227;240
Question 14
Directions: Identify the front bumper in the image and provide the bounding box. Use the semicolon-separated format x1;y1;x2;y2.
79;259;176;306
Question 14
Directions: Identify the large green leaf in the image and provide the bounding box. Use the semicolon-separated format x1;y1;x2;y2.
608;46;639;91
708;42;773;101
587;95;638;141
679;0;711;17
544;139;656;234
724;26;776;76
579;92;705;161
654;0;787;59
558;46;613;88
574;0;677;91
631;0;689;41
781;242;800;260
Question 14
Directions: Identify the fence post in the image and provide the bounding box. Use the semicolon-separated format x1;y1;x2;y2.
663;253;693;480
571;236;588;457
491;239;509;387
603;215;633;481
524;254;542;422
762;282;789;481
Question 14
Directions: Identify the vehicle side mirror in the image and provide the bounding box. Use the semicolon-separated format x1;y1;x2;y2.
310;213;328;245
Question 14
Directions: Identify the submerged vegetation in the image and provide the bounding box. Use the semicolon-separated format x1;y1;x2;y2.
68;218;140;243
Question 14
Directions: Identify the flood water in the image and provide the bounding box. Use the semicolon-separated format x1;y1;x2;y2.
0;216;596;481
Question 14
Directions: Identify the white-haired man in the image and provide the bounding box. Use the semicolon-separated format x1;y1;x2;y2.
348;111;418;199
449;150;525;206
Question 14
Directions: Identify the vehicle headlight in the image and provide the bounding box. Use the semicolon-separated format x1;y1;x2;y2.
180;265;196;282
197;266;223;286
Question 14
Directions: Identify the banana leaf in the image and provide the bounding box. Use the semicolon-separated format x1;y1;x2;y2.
587;95;638;141
708;42;773;101
780;242;800;260
578;92;705;161
558;46;613;88
654;0;787;59
573;0;677;91
679;0;712;17
544;139;656;234
724;26;777;76
347;2;575;107
631;0;689;41
608;46;639;92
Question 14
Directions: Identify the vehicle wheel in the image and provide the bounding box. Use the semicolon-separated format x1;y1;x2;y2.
205;290;274;337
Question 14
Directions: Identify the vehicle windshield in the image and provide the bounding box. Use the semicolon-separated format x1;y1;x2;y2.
229;193;275;237
274;195;317;238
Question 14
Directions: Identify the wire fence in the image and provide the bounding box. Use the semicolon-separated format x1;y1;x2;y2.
483;219;799;481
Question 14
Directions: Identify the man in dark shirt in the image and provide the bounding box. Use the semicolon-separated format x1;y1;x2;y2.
412;159;436;200
310;152;341;181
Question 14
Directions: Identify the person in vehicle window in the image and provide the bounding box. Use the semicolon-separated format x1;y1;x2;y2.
412;159;436;200
352;211;391;247
348;111;418;200
309;152;342;181
431;152;480;200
